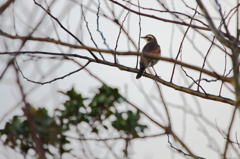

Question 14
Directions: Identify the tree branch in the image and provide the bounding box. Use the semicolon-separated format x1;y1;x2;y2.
1;51;234;106
110;0;210;31
195;0;233;48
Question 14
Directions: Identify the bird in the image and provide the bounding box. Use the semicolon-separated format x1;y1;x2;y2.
136;34;161;79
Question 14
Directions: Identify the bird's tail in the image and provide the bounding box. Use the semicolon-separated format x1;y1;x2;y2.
136;67;145;79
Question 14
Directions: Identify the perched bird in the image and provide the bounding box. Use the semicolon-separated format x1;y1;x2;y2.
136;34;161;79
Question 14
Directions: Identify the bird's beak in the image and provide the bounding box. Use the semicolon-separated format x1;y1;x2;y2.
140;36;145;39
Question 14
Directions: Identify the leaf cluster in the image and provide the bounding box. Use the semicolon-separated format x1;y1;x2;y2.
0;84;147;157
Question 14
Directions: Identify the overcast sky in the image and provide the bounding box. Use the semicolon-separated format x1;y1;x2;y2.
0;0;239;159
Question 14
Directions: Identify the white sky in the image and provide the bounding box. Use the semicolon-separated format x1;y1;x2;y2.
0;0;239;159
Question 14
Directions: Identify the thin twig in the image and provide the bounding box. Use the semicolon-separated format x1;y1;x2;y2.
81;4;105;60
15;58;90;85
109;0;210;31
136;0;141;69
198;36;215;91
171;5;198;82
167;134;206;159
33;0;98;60
1;51;235;105
189;78;218;88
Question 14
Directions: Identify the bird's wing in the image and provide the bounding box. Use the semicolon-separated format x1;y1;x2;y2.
142;42;160;54
140;44;160;67
149;45;161;55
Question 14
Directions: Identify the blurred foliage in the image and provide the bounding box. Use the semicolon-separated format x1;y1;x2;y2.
0;106;70;158
112;110;148;137
0;84;147;158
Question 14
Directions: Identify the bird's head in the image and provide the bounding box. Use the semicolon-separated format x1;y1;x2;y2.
141;34;157;43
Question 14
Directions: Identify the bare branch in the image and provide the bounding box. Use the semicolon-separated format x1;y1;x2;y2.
1;50;232;83
167;134;206;159
0;0;14;14
110;0;210;31
15;58;90;85
81;4;105;60
33;0;99;60
195;0;233;48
